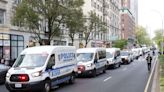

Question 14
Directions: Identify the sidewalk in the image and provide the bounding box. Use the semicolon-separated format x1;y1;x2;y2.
151;60;160;92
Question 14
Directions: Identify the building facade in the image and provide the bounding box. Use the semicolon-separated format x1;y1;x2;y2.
120;0;135;40
120;0;136;49
0;0;34;62
109;0;121;42
74;0;122;48
130;0;138;24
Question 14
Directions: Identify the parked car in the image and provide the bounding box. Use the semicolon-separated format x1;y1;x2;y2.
106;48;121;68
120;51;133;64
0;64;10;84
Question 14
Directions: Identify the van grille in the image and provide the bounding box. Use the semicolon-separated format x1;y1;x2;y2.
10;74;29;82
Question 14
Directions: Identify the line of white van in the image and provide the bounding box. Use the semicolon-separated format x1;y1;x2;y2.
5;46;144;92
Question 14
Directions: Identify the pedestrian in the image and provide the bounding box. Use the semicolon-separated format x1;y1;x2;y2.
146;54;152;71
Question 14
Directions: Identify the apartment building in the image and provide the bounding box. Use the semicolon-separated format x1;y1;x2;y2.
0;0;36;61
109;0;121;42
74;0;122;48
120;0;136;48
120;0;135;40
130;0;138;24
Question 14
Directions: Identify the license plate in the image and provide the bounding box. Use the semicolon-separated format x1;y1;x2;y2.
78;71;81;74
15;83;22;88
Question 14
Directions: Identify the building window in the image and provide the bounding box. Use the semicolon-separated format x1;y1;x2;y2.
11;35;24;59
0;9;5;24
14;0;22;4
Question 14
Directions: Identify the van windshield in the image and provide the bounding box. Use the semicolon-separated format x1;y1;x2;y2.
106;52;113;58
77;53;94;62
13;54;48;68
120;51;129;56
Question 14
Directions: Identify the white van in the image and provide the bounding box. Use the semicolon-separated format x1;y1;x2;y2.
5;46;77;92
106;48;121;68
76;48;107;77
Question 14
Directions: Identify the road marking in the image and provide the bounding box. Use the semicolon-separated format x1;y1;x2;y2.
103;76;112;82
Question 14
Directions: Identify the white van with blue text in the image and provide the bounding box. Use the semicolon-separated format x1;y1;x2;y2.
106;48;121;68
77;48;107;77
5;46;77;92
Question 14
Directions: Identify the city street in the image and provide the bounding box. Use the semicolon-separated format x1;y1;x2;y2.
0;55;155;92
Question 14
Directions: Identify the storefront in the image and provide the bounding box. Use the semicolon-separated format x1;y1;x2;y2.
0;33;24;62
91;41;104;47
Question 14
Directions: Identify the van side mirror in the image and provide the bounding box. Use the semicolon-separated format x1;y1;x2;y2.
94;59;98;63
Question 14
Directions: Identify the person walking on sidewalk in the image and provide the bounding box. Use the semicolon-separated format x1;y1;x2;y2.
146;54;152;71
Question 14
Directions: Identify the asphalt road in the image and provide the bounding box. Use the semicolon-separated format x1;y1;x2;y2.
0;55;155;92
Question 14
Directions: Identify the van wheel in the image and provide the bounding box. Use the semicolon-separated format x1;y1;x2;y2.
103;66;106;73
69;73;75;84
119;63;121;67
113;64;117;69
92;69;96;77
43;81;51;92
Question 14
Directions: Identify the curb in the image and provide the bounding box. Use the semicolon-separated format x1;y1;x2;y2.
151;60;160;92
144;56;158;92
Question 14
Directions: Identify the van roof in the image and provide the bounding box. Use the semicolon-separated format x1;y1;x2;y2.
21;46;76;54
106;48;120;52
77;48;105;53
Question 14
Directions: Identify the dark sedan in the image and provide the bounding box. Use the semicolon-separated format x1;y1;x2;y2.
0;64;10;84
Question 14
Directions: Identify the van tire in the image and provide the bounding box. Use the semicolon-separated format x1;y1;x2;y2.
69;73;75;84
103;66;106;73
119;62;121;67
43;80;51;92
92;69;96;77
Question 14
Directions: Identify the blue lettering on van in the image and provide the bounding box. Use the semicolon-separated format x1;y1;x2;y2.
58;53;75;62
49;69;60;77
47;64;75;77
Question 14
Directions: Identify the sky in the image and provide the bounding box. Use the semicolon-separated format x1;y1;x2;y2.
138;0;164;38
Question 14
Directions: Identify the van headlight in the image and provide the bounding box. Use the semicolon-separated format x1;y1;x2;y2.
6;72;10;78
87;63;93;67
32;71;42;77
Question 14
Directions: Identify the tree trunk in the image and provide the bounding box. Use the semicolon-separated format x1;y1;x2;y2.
84;40;88;48
39;39;43;45
71;38;74;46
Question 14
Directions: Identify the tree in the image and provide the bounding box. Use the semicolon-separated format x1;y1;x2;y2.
65;0;84;46
153;29;163;49
83;11;107;48
113;39;127;50
13;0;84;45
135;26;152;46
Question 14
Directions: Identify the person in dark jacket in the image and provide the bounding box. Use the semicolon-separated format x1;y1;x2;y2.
146;54;152;71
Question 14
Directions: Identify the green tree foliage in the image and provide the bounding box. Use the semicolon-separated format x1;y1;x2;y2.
83;11;107;47
65;0;84;46
113;39;127;50
13;0;84;45
153;29;163;49
135;26;152;46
